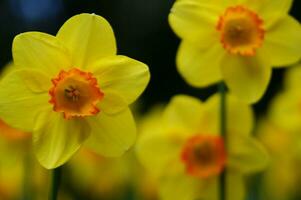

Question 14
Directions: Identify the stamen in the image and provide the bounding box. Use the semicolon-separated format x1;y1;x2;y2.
216;5;265;56
181;135;226;178
49;68;104;119
65;86;80;101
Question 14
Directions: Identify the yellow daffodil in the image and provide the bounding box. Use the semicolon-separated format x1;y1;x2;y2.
0;13;150;169
256;65;301;200
136;94;268;200
169;0;301;103
0;62;35;151
283;64;301;90
257;119;301;200
269;64;301;131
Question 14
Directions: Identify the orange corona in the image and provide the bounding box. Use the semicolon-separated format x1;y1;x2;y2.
181;135;226;179
217;5;265;56
49;68;104;119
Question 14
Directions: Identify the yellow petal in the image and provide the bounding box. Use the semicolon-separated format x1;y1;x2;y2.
0;70;50;132
89;55;150;114
98;91;128;114
228;135;269;174
262;16;301;67
226;173;246;200
57;13;116;69
0;62;16;80
159;174;203;200
85;108;136;157
204;94;254;136
221;53;272;104
176;42;223;87
163;95;204;134
231;0;292;21
269;91;301;131
33;110;90;169
136;130;183;177
284;64;301;89
260;0;293;16
169;0;220;46
13;32;71;76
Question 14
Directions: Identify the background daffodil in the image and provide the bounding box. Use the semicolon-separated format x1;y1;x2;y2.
269;64;301;131
257;119;301;200
0;13;150;169
136;94;268;200
169;0;301;103
68;148;158;200
254;64;301;200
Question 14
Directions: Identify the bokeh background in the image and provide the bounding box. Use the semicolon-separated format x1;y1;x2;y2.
0;0;300;200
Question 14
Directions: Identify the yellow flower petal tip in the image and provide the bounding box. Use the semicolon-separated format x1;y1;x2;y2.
0;13;149;169
169;0;301;103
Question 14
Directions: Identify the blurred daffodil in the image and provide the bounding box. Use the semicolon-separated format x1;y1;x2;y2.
284;64;301;90
68;148;158;200
0;122;29;200
136;94;268;200
261;64;301;199
169;0;301;103
269;64;301;131
0;13;150;169
257;119;301;200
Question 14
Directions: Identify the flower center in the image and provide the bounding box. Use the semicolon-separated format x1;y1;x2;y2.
49;68;104;119
216;5;264;56
181;135;226;178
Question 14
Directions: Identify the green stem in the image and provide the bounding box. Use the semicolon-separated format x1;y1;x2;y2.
22;152;32;200
219;82;227;200
49;167;62;200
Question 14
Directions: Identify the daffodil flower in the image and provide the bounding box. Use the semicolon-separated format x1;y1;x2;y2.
169;0;301;103
257;119;300;200
0;13;150;169
269;64;301;131
136;94;268;200
0;63;33;144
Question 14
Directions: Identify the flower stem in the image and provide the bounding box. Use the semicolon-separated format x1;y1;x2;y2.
49;167;62;200
219;82;227;200
22;152;32;200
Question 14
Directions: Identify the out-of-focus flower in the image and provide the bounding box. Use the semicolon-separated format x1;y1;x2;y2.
257;119;301;200
269;64;301;131
169;0;301;103
259;64;301;200
0;62;29;200
67;148;158;200
0;151;24;200
136;94;268;200
283;64;301;90
0;13;150;169
0;112;48;200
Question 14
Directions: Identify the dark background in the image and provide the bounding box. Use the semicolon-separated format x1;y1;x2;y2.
0;0;300;115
